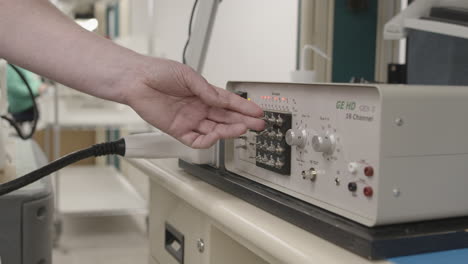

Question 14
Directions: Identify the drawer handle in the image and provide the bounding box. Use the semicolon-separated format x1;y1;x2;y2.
165;223;184;264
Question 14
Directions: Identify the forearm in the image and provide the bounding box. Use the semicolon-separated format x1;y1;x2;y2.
0;0;265;148
0;0;146;104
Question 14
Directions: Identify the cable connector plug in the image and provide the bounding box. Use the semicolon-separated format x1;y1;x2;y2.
93;138;126;157
0;132;214;196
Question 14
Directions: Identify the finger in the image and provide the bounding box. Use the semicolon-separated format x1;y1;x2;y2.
178;131;206;148
212;123;248;138
197;120;251;140
191;132;222;149
185;71;263;117
212;87;264;117
191;123;247;149
196;119;217;135
208;107;265;131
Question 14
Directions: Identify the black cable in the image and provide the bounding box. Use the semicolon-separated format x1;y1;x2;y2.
1;64;39;140
182;0;199;64
0;138;126;196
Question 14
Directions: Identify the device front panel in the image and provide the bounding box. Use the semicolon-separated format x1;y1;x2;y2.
226;82;381;225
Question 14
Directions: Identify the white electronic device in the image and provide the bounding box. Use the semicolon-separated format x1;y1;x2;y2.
224;81;468;227
124;132;214;164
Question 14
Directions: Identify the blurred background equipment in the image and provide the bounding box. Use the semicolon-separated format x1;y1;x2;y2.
6;0;468;263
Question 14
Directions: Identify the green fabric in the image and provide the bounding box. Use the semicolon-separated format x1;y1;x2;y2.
7;65;40;113
332;2;378;82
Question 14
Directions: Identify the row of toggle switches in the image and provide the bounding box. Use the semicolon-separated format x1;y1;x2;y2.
260;128;284;141
263;113;284;127
256;154;285;169
258;141;285;155
256;111;292;175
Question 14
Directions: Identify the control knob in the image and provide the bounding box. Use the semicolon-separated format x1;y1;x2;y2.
311;134;335;154
285;128;307;148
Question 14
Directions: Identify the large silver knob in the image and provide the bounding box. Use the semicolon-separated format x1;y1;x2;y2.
285;129;307;148
312;134;335;154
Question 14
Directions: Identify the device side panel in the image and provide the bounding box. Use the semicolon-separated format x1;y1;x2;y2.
377;85;468;224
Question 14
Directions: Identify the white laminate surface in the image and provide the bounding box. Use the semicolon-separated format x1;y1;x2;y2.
128;158;390;264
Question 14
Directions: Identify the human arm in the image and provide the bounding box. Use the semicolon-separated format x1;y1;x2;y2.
0;0;264;148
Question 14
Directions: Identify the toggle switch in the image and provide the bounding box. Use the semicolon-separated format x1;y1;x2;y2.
274;157;285;169
275;129;284;140
275;144;285;155
275;115;284;126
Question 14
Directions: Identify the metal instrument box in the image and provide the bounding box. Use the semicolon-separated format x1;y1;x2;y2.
224;81;468;226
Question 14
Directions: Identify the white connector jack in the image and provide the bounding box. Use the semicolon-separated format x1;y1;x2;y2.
124;132;215;165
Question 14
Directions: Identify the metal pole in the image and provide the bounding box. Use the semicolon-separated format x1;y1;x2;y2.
52;84;62;245
184;0;221;73
147;0;156;56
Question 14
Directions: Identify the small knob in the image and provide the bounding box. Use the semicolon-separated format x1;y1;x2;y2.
312;134;334;154
285;129;307;148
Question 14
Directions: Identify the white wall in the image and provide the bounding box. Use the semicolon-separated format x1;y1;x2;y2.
130;0;151;36
152;0;298;88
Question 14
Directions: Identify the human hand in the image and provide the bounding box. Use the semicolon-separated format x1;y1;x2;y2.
0;0;261;149
124;58;265;149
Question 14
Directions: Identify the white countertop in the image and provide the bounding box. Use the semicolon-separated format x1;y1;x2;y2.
127;158;389;264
